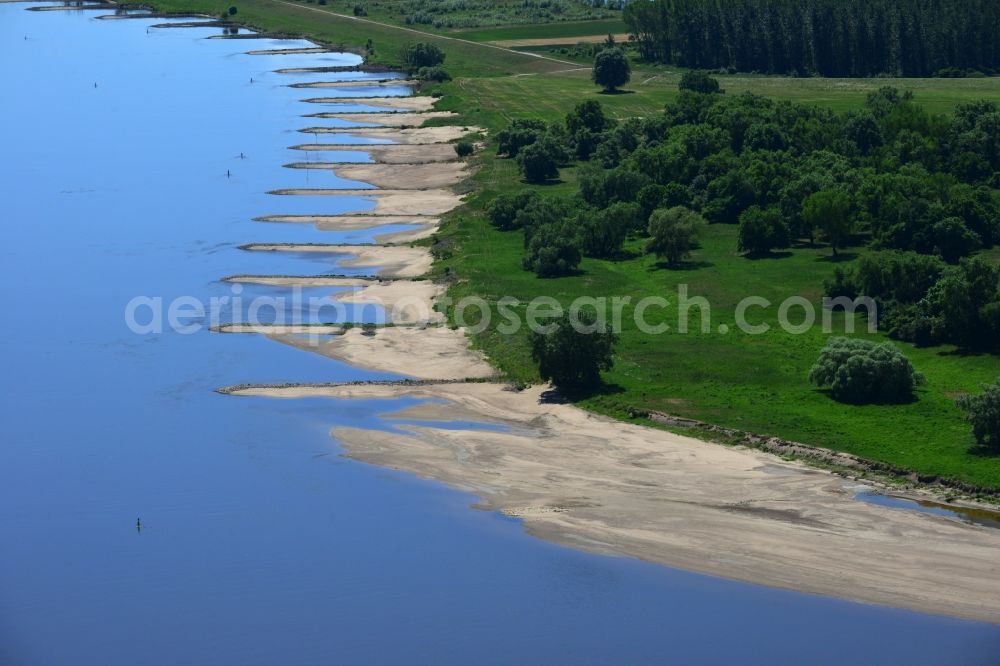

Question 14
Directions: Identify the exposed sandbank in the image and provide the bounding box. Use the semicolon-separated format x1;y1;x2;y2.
267;189;464;216
289;144;459;164
290;79;418;89
226;381;1000;624
246;46;331;55
302;96;439;112
241;243;433;278
332;279;445;324
256;215;439;243
223;275;374;287
298;126;480;144
284;162;468;189
304;112;457;127
269;327;495;379
213;323;345;334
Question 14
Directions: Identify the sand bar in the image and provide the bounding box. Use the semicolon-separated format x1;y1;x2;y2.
302;96;439;112
304;112;457;127
257;215;439;243
241;243;433;278
285;163;468;189
290;79;418;89
268;327;494;379
267;189;464;216
247;46;331;55
298;126;479;144
289;144;460;164
213;324;346;334
225;381;1000;624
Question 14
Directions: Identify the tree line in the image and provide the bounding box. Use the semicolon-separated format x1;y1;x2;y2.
623;0;1000;77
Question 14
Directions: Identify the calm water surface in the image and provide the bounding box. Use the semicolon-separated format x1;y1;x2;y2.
1;6;999;664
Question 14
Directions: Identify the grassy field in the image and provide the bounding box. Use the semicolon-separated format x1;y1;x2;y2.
454;18;628;43
132;0;574;76
432;72;1000;490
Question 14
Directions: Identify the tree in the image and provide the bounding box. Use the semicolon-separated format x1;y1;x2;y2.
737;206;790;255
592;48;631;92
417;66;451;82
516;137;561;183
523;220;582;277
929;217;981;263
802;189;853;255
809;337;924;404
227;5;237;15
957;379;1000;450
399;43;444;71
453;140;473;157
678;71;721;94
645;206;705;267
581;202;640;258
496;118;546;158
530;311;618;393
486;191;537;230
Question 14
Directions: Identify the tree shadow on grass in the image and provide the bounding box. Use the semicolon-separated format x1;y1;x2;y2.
813;387;920;406
598;89;636;95
647;259;714;271
540;382;625;403
743;250;793;261
815;251;858;263
968;444;1000;459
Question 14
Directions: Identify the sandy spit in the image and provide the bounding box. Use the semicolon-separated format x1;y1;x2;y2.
227;382;1000;624
246;46;331;55
269;328;495;380
302;96;439;112
298;126;480;144
213;324;345;334
285;163;468;189
241;243;433;278
222;275;374;287
305;112;457;127
290;79;418;89
256;215;439;243
267;189;464;216
288;144;460;164
333;280;446;324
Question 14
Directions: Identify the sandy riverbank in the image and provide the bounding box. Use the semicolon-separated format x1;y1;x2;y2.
270;327;494;379
302;96;439;112
225;381;1000;624
290;79;418;89
298;126;480;144
285;162;468;189
268;189;464;215
305;112;457;127
256;214;439;243
289;144;460;164
241;243;433;278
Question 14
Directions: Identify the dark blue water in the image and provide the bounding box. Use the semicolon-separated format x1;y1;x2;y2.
2;6;999;665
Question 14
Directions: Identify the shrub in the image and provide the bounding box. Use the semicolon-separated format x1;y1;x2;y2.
737;205;790;255
808;337;924;404
400;42;444;71
352;4;366;16
227;5;237;15
417;66;451;82
523;219;582;277
957;379;1000;449
530;311;618;393
678;70;722;94
645;206;705;267
592;48;631;92
453;140;474;157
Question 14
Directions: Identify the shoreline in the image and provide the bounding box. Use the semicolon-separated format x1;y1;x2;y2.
225;381;1000;625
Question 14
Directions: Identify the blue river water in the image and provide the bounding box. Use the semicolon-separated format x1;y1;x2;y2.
1;5;998;664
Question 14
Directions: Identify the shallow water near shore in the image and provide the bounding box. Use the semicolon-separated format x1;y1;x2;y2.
2;5;999;664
